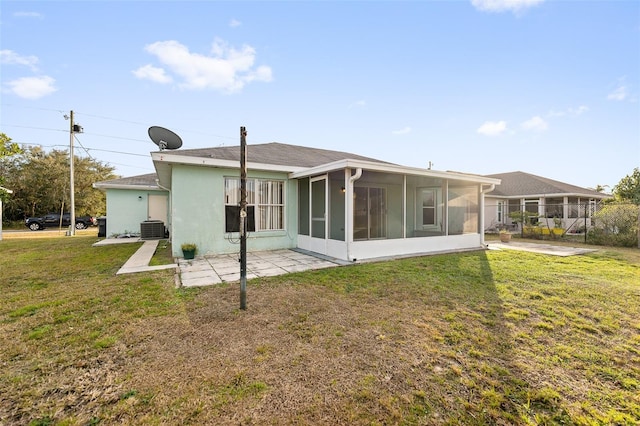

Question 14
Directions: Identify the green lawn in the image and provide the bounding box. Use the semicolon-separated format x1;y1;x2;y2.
1;236;639;425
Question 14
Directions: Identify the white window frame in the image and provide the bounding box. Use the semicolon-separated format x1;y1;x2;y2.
417;188;439;229
224;177;285;232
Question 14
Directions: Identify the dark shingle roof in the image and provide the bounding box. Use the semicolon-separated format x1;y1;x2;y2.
174;142;391;168
96;173;158;187
485;171;608;198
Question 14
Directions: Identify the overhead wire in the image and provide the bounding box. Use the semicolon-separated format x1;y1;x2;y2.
4;104;245;145
2;105;279;176
73;134;95;161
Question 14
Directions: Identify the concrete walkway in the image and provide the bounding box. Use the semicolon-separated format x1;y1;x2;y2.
99;239;178;275
117;240;178;275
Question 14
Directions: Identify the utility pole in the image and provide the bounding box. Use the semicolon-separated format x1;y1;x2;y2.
66;110;83;236
69;110;76;236
239;126;248;310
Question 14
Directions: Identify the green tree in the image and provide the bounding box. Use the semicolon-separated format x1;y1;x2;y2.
0;133;24;202
613;168;640;204
0;133;22;157
1;146;117;220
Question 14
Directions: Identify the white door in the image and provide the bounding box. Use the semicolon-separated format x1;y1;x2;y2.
148;194;168;223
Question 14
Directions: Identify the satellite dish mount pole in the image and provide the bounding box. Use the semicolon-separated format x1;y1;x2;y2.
239;127;248;310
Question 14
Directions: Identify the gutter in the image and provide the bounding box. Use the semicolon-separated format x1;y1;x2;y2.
155;179;173;244
479;183;496;247
346;168;363;262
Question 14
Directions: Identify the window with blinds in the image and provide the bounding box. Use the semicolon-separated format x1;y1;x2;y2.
224;178;284;232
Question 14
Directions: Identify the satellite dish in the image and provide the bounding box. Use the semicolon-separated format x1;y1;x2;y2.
148;126;183;150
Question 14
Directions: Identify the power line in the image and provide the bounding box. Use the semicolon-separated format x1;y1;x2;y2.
3;124;67;133
0;104;66;114
73;134;95;162
83;132;149;143
75;111;238;141
17;142;151;158
3;104;240;142
83;147;151;157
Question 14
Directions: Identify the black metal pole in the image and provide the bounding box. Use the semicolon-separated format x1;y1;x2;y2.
584;203;587;244
240;127;248;310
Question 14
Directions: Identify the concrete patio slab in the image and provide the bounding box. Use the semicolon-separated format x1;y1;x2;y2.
178;249;345;288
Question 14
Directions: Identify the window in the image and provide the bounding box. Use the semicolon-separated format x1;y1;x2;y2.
225;178;284;231
508;200;521;214
497;201;503;223
524;200;540;225
421;189;436;226
545;197;563;218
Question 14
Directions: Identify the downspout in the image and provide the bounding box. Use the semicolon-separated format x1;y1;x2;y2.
480;183;496;246
155;179;172;243
346;168;363;262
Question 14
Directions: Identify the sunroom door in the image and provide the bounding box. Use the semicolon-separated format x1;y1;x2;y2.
354;186;387;240
309;176;328;253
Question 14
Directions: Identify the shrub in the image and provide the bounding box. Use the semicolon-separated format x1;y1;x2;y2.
588;203;639;247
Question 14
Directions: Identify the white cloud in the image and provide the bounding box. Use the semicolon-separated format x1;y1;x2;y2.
132;64;173;84
0;49;39;71
392;126;412;135
569;105;589;116
471;0;544;13
607;85;628;101
548;105;589;117
477;120;507;136
521;116;548;131
229;19;241;28
5;76;57;99
13;11;44;19
135;38;272;93
348;100;366;109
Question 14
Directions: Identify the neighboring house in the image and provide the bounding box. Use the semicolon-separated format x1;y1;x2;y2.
95;142;500;261
93;173;169;237
483;171;611;233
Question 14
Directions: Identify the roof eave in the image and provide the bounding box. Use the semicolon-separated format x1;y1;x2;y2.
151;151;306;173
289;159;502;184
93;182;162;191
486;192;612;199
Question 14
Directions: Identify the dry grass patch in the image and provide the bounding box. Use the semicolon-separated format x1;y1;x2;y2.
1;236;639;425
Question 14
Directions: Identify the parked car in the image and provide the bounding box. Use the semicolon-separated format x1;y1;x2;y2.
25;213;97;231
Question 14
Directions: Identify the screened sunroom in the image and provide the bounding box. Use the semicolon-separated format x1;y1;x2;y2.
292;160;500;262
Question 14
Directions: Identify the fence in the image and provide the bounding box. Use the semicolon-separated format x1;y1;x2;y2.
485;202;639;248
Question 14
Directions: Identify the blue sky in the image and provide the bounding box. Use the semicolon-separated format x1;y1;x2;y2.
1;0;638;190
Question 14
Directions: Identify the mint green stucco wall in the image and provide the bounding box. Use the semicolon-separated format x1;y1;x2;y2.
105;188;168;237
170;165;298;258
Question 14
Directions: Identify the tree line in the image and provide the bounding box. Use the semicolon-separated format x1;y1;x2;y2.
1;133;117;222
